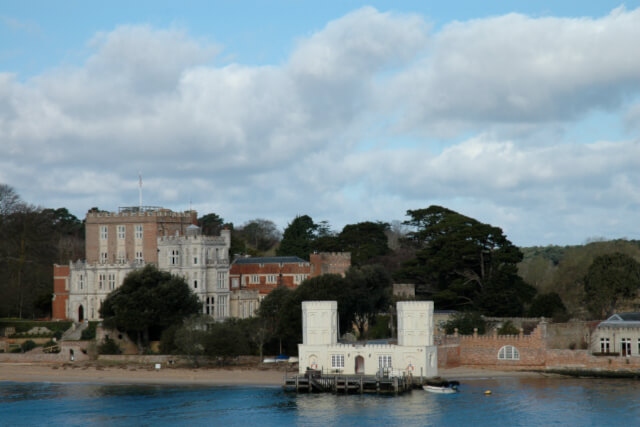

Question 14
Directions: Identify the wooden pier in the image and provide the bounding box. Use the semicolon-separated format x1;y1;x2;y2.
283;370;418;394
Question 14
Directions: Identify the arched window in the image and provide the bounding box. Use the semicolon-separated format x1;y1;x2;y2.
498;345;520;360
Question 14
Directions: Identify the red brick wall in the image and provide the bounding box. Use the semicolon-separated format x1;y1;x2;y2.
84;210;194;263
52;264;69;320
309;252;351;278
437;323;640;372
439;325;547;369
230;261;310;291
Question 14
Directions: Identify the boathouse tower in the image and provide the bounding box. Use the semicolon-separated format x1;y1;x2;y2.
298;300;438;378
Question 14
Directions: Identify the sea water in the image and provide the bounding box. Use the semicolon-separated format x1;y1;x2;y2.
1;377;640;426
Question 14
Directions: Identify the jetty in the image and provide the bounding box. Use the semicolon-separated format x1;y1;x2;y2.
283;369;417;394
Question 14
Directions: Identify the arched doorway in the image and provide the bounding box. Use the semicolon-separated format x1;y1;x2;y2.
78;305;84;322
355;355;365;374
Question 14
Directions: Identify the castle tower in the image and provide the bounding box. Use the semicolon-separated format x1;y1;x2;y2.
397;301;433;347
302;301;338;345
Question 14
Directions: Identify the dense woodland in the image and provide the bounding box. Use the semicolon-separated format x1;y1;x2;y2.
3;182;640;325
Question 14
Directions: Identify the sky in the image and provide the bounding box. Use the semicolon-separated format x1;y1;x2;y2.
2;1;640;247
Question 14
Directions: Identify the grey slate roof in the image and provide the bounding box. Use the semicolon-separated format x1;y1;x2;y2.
233;256;307;265
598;312;640;328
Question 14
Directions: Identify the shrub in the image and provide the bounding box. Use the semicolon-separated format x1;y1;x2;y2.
444;312;486;335
497;321;520;335
527;292;568;319
20;340;37;352
81;322;99;340
98;337;122;355
368;315;391;339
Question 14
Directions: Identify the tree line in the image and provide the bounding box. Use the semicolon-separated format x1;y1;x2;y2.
4;181;640;322
0;184;84;318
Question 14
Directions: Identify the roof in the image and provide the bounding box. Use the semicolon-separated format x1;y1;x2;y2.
598;312;640;328
233;256;308;265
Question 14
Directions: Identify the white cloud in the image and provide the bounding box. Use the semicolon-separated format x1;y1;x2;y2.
2;7;640;246
392;6;640;134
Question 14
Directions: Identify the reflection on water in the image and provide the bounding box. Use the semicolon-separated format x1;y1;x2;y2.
2;378;640;426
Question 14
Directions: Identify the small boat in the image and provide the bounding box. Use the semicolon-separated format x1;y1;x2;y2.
423;385;458;394
423;380;460;394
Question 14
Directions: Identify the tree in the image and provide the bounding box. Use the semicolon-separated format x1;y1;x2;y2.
0;184;24;216
337;222;390;266
277;215;318;260
343;265;392;338
584;253;640;319
198;213;224;236
527;292;568;319
100;265;201;352
238;219;280;253
172;315;210;366
205;319;250;365
257;286;293;354
395;205;535;315
443;312;486;335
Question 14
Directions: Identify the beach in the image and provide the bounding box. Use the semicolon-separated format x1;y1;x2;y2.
0;362;544;386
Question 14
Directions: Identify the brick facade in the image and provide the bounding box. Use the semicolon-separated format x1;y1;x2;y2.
436;321;640;372
51;208;214;321
85;209;196;264
52;264;70;321
309;252;351;278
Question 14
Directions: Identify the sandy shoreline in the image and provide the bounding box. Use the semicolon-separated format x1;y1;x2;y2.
0;362;545;386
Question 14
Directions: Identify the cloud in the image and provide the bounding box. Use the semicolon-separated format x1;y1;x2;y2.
392;6;640;134
2;7;640;246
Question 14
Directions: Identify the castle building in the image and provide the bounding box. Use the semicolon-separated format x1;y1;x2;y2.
228;253;351;319
52;207;231;322
297;301;438;377
157;225;231;319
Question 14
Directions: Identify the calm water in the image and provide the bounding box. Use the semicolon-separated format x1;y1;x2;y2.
1;377;639;426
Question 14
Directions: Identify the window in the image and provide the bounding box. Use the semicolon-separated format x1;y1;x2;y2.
100;226;108;240
78;274;84;290
100;252;108;264
108;274;116;290
498;345;520;360
216;295;228;318
193;256;198;265
169;249;180;265
194;280;198;289
250;275;260;284
217;272;226;289
206;297;215;315
378;355;392;369
135;225;143;239
331;354;345;369
622;338;632;357
231;278;239;289
117;225;125;240
135;251;143;263
266;275;277;284
600;338;611;353
117;250;125;264
294;274;307;285
98;274;105;290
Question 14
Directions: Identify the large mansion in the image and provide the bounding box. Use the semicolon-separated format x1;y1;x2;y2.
53;206;350;322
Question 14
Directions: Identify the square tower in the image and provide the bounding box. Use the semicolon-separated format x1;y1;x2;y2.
302;301;338;346
397;301;433;347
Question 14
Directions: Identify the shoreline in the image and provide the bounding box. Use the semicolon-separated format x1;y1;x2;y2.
0;362;549;386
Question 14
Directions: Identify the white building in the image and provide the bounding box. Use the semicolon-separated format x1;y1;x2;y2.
57;211;232;322
157;225;231;319
297;301;438;377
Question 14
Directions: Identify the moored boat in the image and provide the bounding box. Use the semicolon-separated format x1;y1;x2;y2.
423;380;460;394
